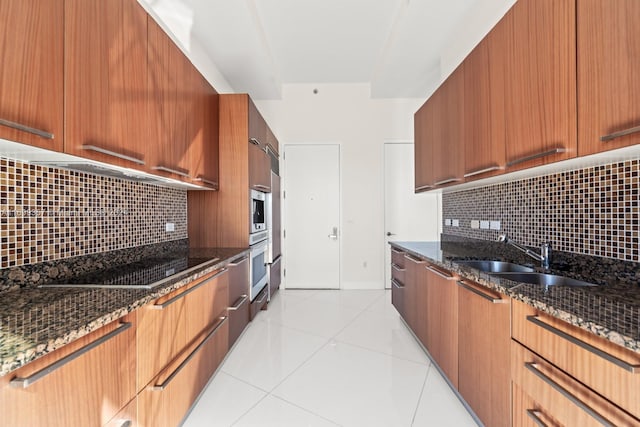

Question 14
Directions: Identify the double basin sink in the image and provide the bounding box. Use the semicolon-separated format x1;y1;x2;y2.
455;260;597;288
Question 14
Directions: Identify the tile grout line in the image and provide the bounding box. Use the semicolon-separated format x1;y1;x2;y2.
411;363;432;426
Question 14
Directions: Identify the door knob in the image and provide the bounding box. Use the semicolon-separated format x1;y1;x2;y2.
328;226;338;240
386;232;395;236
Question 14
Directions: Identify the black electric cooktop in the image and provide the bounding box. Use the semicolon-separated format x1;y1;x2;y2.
39;255;219;289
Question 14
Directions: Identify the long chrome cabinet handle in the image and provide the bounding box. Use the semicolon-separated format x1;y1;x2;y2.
0;118;54;140
506;147;567;167
391;279;404;289
391;264;406;272
526;315;640;373
152;268;228;310
152;165;190;178
253;184;270;191
192;177;219;188
404;254;425;264
463;165;503;178
228;256;248;267
271;256;282;266
249;137;261;146
600;124;640;142
81;144;145;165
152;316;228;391
456;280;506;304
526;409;548;427
415;184;434;191
228;295;248;311
255;290;268;305
524;362;614;427
433;177;462;186
10;322;132;388
425;265;456;280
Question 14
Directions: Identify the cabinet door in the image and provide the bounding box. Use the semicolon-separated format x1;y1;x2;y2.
431;66;465;188
403;254;426;339
424;265;458;387
248;99;271;192
185;269;229;347
0;314;136;427
105;397;137;427
457;279;511;427
147;18;193;181
228;256;250;347
463;27;505;181
189;75;220;189
0;0;63;150
269;256;282;299
65;0;148;169
414;102;434;192
578;0;640;155
503;0;576;171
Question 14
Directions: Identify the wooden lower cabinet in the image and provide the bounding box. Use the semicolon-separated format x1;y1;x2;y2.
139;316;229;427
105;397;138;427
458;279;511;427
250;285;269;320
0;313;136;427
228;255;250;348
512;341;638;426
424;264;458;387
403;254;426;337
269;256;282;300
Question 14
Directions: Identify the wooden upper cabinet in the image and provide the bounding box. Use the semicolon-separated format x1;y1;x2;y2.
0;0;63;151
248;98;271;192
503;0;577;171
414;102;434;192
463;27;506;181
65;0;148;169
432;66;465;187
578;0;640;155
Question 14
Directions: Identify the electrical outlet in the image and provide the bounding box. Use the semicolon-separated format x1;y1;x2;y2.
480;221;490;229
490;221;501;230
452;219;460;227
470;220;480;229
165;222;175;232
445;219;452;226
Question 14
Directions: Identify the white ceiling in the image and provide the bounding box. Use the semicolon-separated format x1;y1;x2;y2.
143;0;478;100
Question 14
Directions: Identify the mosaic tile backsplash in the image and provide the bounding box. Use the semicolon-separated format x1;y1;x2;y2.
443;159;640;262
0;158;187;268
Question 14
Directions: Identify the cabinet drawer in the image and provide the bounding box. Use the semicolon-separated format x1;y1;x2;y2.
391;262;406;284
139;316;228;427
228;293;250;348
391;278;404;317
250;286;268;320
391;246;406;268
512;299;640;418
228;255;249;304
0;314;136;427
105;396;137;427
512;340;638;426
269;256;282;299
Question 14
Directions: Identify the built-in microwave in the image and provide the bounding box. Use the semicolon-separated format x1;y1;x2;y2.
251;189;266;234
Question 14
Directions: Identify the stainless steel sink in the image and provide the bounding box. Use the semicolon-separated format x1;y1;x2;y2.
490;272;597;287
455;260;535;273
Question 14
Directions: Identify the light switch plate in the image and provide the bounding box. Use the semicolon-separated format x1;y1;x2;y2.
480;221;490;229
445;219;452;226
452;219;460;227
470;220;480;229
165;222;175;232
490;221;501;230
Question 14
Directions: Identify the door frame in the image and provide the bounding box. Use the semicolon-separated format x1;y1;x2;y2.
281;142;343;290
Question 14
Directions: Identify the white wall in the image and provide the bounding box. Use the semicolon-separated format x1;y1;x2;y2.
257;83;438;289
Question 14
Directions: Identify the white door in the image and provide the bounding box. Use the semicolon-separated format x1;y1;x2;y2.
384;143;440;288
283;144;340;289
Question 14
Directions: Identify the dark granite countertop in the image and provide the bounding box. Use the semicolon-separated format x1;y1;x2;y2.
0;247;248;376
390;237;640;354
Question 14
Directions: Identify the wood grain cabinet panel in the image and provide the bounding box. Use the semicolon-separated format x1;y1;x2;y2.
0;0;63;151
228;255;250;348
403;254;426;343
503;0;577;171
0;313;136;427
414;102;434;192
424;265;458;387
512;299;640;419
64;0;148;169
457;279;511;427
105;397;137;427
577;0;640;155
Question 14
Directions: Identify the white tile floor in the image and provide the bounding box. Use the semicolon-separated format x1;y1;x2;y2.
183;289;478;427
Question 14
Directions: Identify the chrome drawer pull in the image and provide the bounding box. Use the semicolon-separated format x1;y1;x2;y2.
524;362;613;427
433;177;462;186
152;165;190;178
252;184;270;191
0;118;54;139
456;280;506;304
228;295;248;311
254;291;268;305
192;177;219;188
415;184;434;191
391;247;405;255
10;322;132;388
228;256;248;267
526;409;548;427
404;254;425;264
249;137;261;146
152;268;228;310
82;144;145;165
463;165;503;178
152;316;227;391
506;147;566;167
426;265;455;280
391;279;404;289
600;124;640;142
391;264;406;272
526;316;640;373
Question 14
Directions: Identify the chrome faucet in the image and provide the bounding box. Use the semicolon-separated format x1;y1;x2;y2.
497;234;551;269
